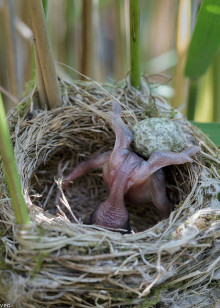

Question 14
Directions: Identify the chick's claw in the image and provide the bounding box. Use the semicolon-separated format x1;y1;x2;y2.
57;160;71;195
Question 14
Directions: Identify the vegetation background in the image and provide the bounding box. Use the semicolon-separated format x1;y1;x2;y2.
0;0;219;143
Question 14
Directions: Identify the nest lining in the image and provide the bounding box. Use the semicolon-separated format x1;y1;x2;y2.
0;77;220;307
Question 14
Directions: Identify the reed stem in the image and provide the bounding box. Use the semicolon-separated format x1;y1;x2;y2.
0;95;30;225
2;0;20;101
129;0;141;90
28;0;61;109
81;0;93;80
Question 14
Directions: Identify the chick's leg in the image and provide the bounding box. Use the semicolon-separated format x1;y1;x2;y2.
59;151;111;191
111;102;133;151
150;169;171;218
131;146;200;186
109;102;134;169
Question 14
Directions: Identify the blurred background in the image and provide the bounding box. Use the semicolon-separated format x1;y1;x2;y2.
0;0;219;129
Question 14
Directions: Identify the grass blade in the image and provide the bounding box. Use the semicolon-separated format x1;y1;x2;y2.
0;94;29;225
185;0;220;77
42;0;48;20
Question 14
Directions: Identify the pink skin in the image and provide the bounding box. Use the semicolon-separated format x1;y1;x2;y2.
61;102;200;233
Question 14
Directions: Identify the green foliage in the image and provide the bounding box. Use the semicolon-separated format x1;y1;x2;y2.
191;121;220;146
42;0;49;20
138;283;172;308
212;49;220;121
187;78;199;120
16;100;31;118
0;241;7;270
16;78;36;117
0;94;30;225
32;252;49;277
23;76;37;97
130;0;141;89
185;0;220;77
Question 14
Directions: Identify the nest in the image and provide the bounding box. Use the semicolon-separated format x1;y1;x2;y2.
0;77;220;308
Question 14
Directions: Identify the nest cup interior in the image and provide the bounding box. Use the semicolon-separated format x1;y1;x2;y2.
27;96;194;233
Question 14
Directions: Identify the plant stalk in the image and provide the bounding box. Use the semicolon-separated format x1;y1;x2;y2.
187;78;199;120
2;0;20;101
0;95;30;225
115;0;125;79
34;41;48;108
27;0;61;108
172;0;191;112
129;0;141;90
81;0;93;80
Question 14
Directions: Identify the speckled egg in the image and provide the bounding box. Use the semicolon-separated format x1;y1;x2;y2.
132;118;186;158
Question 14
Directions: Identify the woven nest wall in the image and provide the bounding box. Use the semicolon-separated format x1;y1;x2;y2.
0;78;220;308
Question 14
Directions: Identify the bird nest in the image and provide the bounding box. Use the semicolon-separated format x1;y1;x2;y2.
0;77;220;308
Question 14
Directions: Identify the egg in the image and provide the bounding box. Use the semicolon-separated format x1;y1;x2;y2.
132;118;186;158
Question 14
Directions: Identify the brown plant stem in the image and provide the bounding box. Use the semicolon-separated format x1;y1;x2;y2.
34;41;48;108
2;0;19;101
27;0;61;108
172;0;191;113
